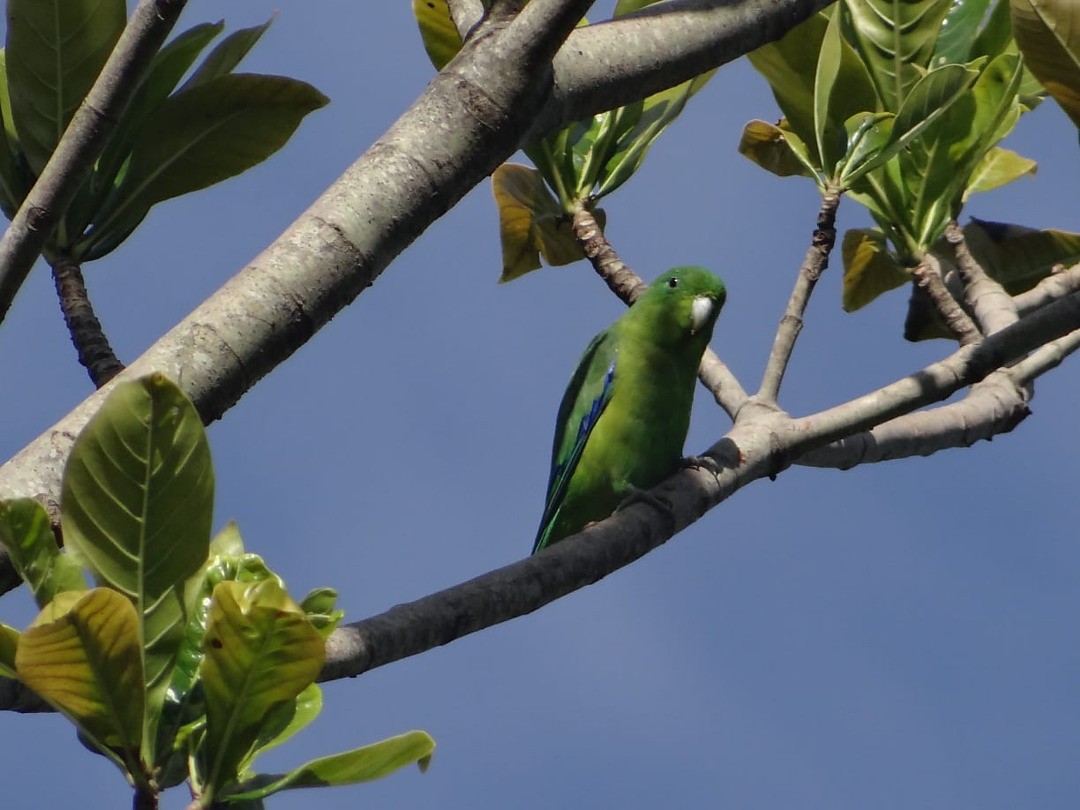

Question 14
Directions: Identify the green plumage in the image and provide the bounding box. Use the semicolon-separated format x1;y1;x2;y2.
533;266;727;553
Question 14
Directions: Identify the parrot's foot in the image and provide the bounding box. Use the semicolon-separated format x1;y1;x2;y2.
616;485;676;532
682;454;722;476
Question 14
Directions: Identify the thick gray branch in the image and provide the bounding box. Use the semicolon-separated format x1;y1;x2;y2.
0;0;188;324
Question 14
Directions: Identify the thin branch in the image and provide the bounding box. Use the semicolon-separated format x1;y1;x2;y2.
569;202;750;418
757;186;840;404
945;220;1017;334
446;0;487;38
1014;263;1080;315
52;257;125;387
910;254;982;345
1011;326;1080;384
0;0;188;326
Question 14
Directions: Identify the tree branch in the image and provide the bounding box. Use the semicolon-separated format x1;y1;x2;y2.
757;186;840;404
1014;263;1080;315
0;0;189;325
910;255;982;345
945;220;1016;334
51;257;125;387
569;202;749;419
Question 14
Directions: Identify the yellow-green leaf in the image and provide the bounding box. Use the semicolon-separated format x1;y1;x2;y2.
201;579;325;799
0;622;19;677
841;228;911;311
413;0;464;70
492;163;599;282
224;730;436;801
738;120;816;178
1010;0;1080;126
16;588;144;755
963;146;1037;199
0;498;86;607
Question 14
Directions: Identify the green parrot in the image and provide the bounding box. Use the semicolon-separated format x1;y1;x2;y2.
533;266;727;553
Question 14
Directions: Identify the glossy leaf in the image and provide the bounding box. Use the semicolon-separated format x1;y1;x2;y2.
16;588;144;756
81;74;329;261
182;18;275;90
224;730;436;801
62;373;213;762
963;146;1037;199
842;0;954;111
737;119;817;178
5;0;126;174
1011;0;1080;127
0;622;18;677
243;683;324;769
201;579;325;798
0;498;85;608
933;0;992;64
413;0;463;70
492;163;598;282
299;587;345;639
842;228;910;311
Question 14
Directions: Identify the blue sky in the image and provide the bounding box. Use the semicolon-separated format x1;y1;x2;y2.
1;2;1078;808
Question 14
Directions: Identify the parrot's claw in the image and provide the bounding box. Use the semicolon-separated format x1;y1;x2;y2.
616;485;676;532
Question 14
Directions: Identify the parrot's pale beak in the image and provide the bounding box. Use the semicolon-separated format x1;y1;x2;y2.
690;296;713;334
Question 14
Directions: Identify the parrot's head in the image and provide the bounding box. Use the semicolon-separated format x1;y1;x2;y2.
634;265;726;346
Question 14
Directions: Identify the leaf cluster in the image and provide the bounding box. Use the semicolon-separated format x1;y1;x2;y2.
0;375;432;808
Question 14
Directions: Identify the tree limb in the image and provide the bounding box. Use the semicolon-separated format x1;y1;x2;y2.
945;220;1017;334
51;256;125;387
0;0;189;325
910;255;982;345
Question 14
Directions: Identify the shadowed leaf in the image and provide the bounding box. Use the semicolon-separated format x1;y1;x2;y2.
842;227;910;311
0;499;85;608
1011;0;1080;126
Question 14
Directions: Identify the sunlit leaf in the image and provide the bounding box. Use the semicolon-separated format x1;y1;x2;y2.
5;0;126;174
182;18;275;90
962;146;1037;199
81;74;329;261
224;730;436;801
0;499;85;608
243;683;324;770
299;587;345;639
0;622;19;677
1010;0;1080;127
16;588;144;756
413;0;463;70
201;579;325;799
841;227;910;311
737;119;817;178
62;373;214;763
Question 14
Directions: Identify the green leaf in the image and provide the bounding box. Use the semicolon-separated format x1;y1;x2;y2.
613;0;662;14
933;0;992;65
841;0;954;110
5;0;126;174
842;227;911;310
973;0;1016;60
962;218;1080;292
0;498;85;608
16;588;144;760
1010;0;1080;127
0;51;26;217
243;683;323;770
62;373;214;764
813;10;849;170
962;146;1037;199
413;0;464;70
224;730;436;801
737;119;817;179
81;74;329;261
491;163;601;282
837;112;895;184
0;622;19;677
182;18;275;90
200;579;325;800
299;587;344;639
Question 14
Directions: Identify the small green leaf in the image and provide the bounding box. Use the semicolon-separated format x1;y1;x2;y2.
737;119;817;179
813;9;848;170
62;373;214;764
0;622;19;677
413;0;464;70
182;18;275;90
1011;0;1080;127
223;730;436;801
5;0;127;174
491;163;600;282
16;588;144;758
933;0;992;65
299;587;344;639
201;579;325;800
81;74;329;261
841;228;910;311
962;146;1037;199
243;683;324;769
973;0;1015;60
0;499;86;608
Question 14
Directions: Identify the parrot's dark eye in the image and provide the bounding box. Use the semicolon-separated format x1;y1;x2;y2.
667;277;679;289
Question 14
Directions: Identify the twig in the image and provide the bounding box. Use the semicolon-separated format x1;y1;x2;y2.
0;0;189;326
757;185;840;404
52;257;125;387
910;254;982;345
1014;263;1080;316
569;202;750;418
1011;326;1080;384
945;220;1016;334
